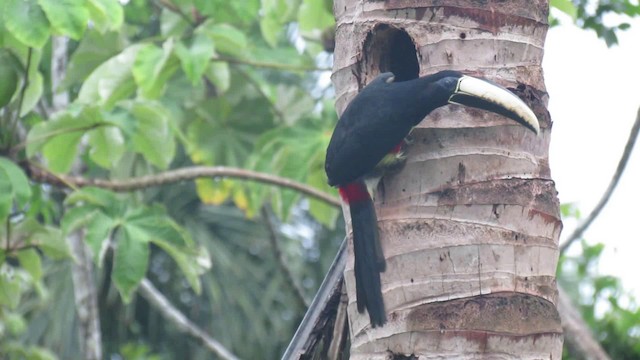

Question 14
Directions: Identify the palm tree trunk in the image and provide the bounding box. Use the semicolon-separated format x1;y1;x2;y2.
332;1;562;358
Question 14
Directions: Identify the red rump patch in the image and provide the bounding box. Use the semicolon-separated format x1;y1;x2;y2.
391;142;403;153
339;182;370;203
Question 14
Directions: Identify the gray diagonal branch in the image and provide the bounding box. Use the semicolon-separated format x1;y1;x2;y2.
138;279;240;360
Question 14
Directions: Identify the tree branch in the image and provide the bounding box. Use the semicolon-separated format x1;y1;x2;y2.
154;0;195;26
560;107;640;253
138;278;239;360
48;35;103;360
51;36;70;112
26;163;341;207
261;206;309;309
558;286;611;360
69;230;103;360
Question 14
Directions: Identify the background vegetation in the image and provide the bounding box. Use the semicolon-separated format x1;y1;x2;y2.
0;0;638;359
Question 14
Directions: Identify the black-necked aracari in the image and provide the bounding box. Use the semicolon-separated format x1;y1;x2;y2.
325;70;539;328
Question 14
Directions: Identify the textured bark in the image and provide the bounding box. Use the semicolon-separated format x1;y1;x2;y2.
69;231;103;360
332;1;562;358
51;36;69;113
52;35;103;360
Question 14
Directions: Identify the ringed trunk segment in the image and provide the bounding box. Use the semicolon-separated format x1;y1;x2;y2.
332;0;562;358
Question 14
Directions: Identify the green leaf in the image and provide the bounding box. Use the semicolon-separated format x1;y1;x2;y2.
584;242;605;260
20;70;43;116
259;0;298;47
26;110;90;160
17;248;42;281
77;105;124;168
151;239;209;294
0;49;20;108
0;269;22;309
4;312;27;336
0;157;32;210
37;0;89;39
160;7;189;37
61;29;125;90
0;168;12;221
113;228;149;303
64;187;121;213
132;40;179;99
12;219;70;260
124;206;189;246
175;33;215;85
618;23;631;30
298;0;334;32
248;121;332;219
204;61;230;94
122;206;207;293
186;96;273;166
247;45;316;71
201;22;248;56
39;116;84;173
550;0;577;20
87;0;123;32
560;202;581;219
36;227;70;260
260;13;280;47
88;124;125;169
77;44;143;107
3;0;50;48
195;0;261;26
61;206;98;234
122;101;175;169
603;28;619;47
195;178;232;205
84;211;114;265
0;157;31;220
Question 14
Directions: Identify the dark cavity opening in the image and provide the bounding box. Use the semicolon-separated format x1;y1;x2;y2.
361;25;419;82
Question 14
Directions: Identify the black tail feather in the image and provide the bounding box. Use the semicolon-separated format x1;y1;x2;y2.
350;195;386;327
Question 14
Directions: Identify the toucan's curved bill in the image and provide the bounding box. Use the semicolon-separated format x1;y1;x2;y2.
448;76;540;135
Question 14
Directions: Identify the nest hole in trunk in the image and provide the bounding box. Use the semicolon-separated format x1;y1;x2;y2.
362;25;420;82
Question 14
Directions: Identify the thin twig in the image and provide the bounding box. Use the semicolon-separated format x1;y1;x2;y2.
212;55;331;72
560;106;640;253
139;278;240;360
154;0;195;26
261;206;309;309
27;163;341;208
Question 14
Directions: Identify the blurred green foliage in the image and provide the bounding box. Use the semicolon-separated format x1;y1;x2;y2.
550;0;640;46
1;0;340;358
559;204;640;359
